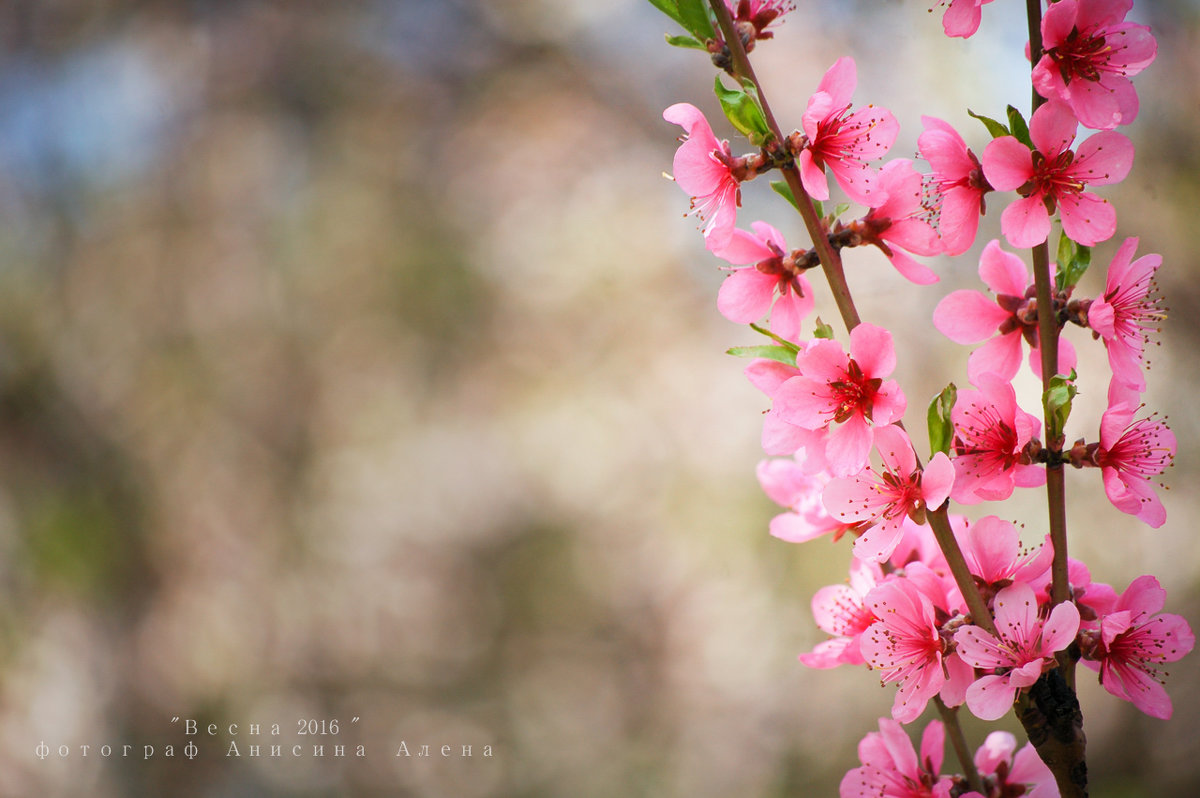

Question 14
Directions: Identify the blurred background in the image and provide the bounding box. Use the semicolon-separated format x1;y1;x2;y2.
0;1;1197;796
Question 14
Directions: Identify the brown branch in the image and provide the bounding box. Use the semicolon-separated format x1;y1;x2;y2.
706;0;861;330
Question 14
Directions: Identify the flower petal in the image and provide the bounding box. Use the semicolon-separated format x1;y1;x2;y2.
965;674;1017;721
933;290;1011;344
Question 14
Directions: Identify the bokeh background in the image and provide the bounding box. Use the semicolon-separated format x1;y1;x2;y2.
0;1;1197;796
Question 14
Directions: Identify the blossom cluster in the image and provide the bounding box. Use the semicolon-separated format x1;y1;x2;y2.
653;0;1191;794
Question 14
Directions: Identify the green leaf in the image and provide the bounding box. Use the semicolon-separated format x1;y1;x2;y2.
714;76;771;146
832;203;851;221
726;344;797;364
664;33;706;50
770;180;800;211
676;0;716;40
645;0;687;26
968;108;1011;140
811;318;835;339
1006;105;1033;149
645;0;715;41
749;322;801;353
1055;232;1091;291
811;199;825;219
926;383;958;457
1043;370;1078;441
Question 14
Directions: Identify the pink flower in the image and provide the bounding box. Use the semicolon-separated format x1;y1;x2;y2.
1082;575;1195;719
972;731;1058;798
854;159;942;284
709;221;815;341
800;558;882;669
918;116;991;256
1032;0;1157;130
772;323;907;476
724;0;794;44
1096;380;1175;528
756;456;852;544
744;356;839;464
1025;555;1117;625
887;516;951;575
840;718;954;798
949;373;1046;504
744;356;799;396
1087;236;1164;392
797;57;899;206
861;574;973;723
933;239;1076;383
982;100;1133;248
957;515;1053;591
742;357;819;456
823;425;955;563
954;582;1081;720
934;0;996;39
663;103;742;249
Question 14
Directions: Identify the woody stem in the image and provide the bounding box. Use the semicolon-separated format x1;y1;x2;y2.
935;697;985;794
1025;4;1085;797
707;0;861;331
927;506;996;636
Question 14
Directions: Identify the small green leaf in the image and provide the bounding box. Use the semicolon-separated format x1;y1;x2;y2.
832;203;851;221
926;383;958;457
1043;370;1078;441
1006;105;1033;149
676;0;716;40
714;76;771;145
1055;232;1091;291
749;322;802;352
664;33;706;50
770;180;800;211
811;199;825;219
968;108;1011;140
812;318;835;339
646;0;686;26
726;345;797;364
645;0;715;41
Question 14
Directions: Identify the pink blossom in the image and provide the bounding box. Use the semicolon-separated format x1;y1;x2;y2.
724;0;794;44
823;425;955;563
761;412;826;458
887;517;950;574
1025;555;1117;626
885;520;969;618
861;574;973;723
1032;0;1157;130
1082;575;1195;719
800;558;882;669
934;0;996;39
982;100;1133;248
918;116;991;256
949;373;1046;504
756;456;853;544
744;356;799;396
954;582;1081;720
933;239;1076;383
663;103;742;249
972;731;1058;798
797;57;899;206
840;718;954;798
772;323;907;476
1087;236;1163;392
710;221;814;341
957;515;1053;591
742;357;820;457
1096;380;1175;528
854;159;942;284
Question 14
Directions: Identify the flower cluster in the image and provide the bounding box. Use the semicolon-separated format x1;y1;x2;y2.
651;0;1190;794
